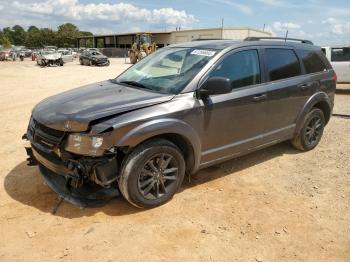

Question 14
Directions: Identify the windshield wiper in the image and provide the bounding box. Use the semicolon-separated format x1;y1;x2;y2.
119;80;152;90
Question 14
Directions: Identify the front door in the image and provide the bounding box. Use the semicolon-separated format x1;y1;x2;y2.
199;48;268;165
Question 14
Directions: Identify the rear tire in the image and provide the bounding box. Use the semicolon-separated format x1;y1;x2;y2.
291;108;325;151
118;139;185;208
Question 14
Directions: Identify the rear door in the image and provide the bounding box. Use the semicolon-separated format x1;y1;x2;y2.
330;47;350;82
262;47;309;141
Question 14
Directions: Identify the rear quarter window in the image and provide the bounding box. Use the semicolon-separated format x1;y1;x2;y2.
299;50;328;74
265;48;301;81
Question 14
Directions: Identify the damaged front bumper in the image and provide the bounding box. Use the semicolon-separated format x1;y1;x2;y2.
23;130;121;207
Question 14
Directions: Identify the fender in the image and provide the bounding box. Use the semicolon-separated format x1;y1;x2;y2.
115;118;202;173
294;91;332;136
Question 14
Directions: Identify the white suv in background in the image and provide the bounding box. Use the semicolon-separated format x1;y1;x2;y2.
322;46;350;83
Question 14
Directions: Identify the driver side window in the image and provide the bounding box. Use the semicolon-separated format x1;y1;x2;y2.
209;49;261;89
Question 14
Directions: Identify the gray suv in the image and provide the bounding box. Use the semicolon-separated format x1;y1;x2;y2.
24;37;336;208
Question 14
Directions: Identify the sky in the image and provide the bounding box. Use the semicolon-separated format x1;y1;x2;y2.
0;0;349;45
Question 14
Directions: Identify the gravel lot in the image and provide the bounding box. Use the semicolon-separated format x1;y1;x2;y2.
0;59;349;261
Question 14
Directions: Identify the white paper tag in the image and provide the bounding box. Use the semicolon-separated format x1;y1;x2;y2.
191;49;216;57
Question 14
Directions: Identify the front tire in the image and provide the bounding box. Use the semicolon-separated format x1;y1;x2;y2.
118;139;185;208
291;108;325;151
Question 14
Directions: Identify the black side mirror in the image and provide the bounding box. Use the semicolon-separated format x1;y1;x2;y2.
199;77;232;96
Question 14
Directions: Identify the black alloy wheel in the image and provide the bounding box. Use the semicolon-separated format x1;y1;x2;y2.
303;114;323;147
138;153;179;200
118;139;185;208
291;108;325;151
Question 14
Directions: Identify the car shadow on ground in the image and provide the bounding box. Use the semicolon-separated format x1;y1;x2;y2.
335;89;350;95
4;141;300;218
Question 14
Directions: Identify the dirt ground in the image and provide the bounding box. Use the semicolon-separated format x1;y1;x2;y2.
0;59;349;262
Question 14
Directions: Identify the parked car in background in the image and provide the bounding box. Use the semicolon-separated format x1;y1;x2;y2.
24;37;336;208
57;49;74;63
322;45;350;83
79;49;110;66
0;50;11;61
36;50;64;67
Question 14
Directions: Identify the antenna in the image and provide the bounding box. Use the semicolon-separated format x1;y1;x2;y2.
263;24;266;32
285;30;289;42
221;18;224;29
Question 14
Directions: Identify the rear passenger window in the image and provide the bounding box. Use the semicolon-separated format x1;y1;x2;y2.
209;49;261;89
299;50;328;74
331;47;350;62
265;49;301;81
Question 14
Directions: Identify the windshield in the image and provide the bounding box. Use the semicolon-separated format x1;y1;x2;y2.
116;47;217;94
91;51;103;56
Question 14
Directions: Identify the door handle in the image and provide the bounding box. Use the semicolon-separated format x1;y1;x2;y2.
252;94;267;102
298;83;311;90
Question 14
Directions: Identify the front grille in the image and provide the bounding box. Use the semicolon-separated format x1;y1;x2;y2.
28;118;65;150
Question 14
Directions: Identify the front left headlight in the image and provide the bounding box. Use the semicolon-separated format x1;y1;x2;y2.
65;133;112;156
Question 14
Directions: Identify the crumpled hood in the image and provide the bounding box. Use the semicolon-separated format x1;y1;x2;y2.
92;54;107;59
43;53;62;60
32;80;174;132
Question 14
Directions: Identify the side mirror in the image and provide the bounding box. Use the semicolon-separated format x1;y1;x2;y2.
199;77;232;96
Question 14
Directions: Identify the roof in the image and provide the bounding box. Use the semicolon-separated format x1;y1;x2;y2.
169;39;320;50
77;27;271;39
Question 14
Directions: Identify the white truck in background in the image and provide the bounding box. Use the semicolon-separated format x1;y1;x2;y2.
322;46;350;83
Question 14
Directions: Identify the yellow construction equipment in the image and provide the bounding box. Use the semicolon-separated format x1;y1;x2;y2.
128;33;157;64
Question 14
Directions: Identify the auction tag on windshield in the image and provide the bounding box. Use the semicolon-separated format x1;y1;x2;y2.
191;50;216;57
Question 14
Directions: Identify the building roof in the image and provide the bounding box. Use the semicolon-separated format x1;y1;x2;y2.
77;27;270;39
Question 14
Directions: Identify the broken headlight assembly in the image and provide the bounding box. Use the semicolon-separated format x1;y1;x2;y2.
65;133;114;156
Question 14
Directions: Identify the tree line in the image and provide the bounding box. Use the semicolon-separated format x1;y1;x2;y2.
0;23;93;49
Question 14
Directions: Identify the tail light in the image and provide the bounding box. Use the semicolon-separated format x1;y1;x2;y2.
333;72;337;83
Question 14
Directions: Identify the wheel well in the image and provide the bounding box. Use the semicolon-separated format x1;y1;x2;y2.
132;134;195;174
313;101;331;124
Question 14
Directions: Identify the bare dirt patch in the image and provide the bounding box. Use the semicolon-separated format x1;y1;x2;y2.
0;59;349;261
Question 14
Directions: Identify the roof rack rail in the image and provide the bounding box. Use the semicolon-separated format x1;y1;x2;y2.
244;37;313;45
192;38;224;41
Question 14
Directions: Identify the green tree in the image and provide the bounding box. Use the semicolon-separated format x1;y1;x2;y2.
27;25;39;33
25;26;41;47
79;31;93;37
2;23;92;48
39;28;57;46
57;23;80;47
2;27;14;43
12;25;26;46
25;30;41;47
2;36;12;48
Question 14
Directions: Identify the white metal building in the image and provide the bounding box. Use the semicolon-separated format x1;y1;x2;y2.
77;27;271;57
